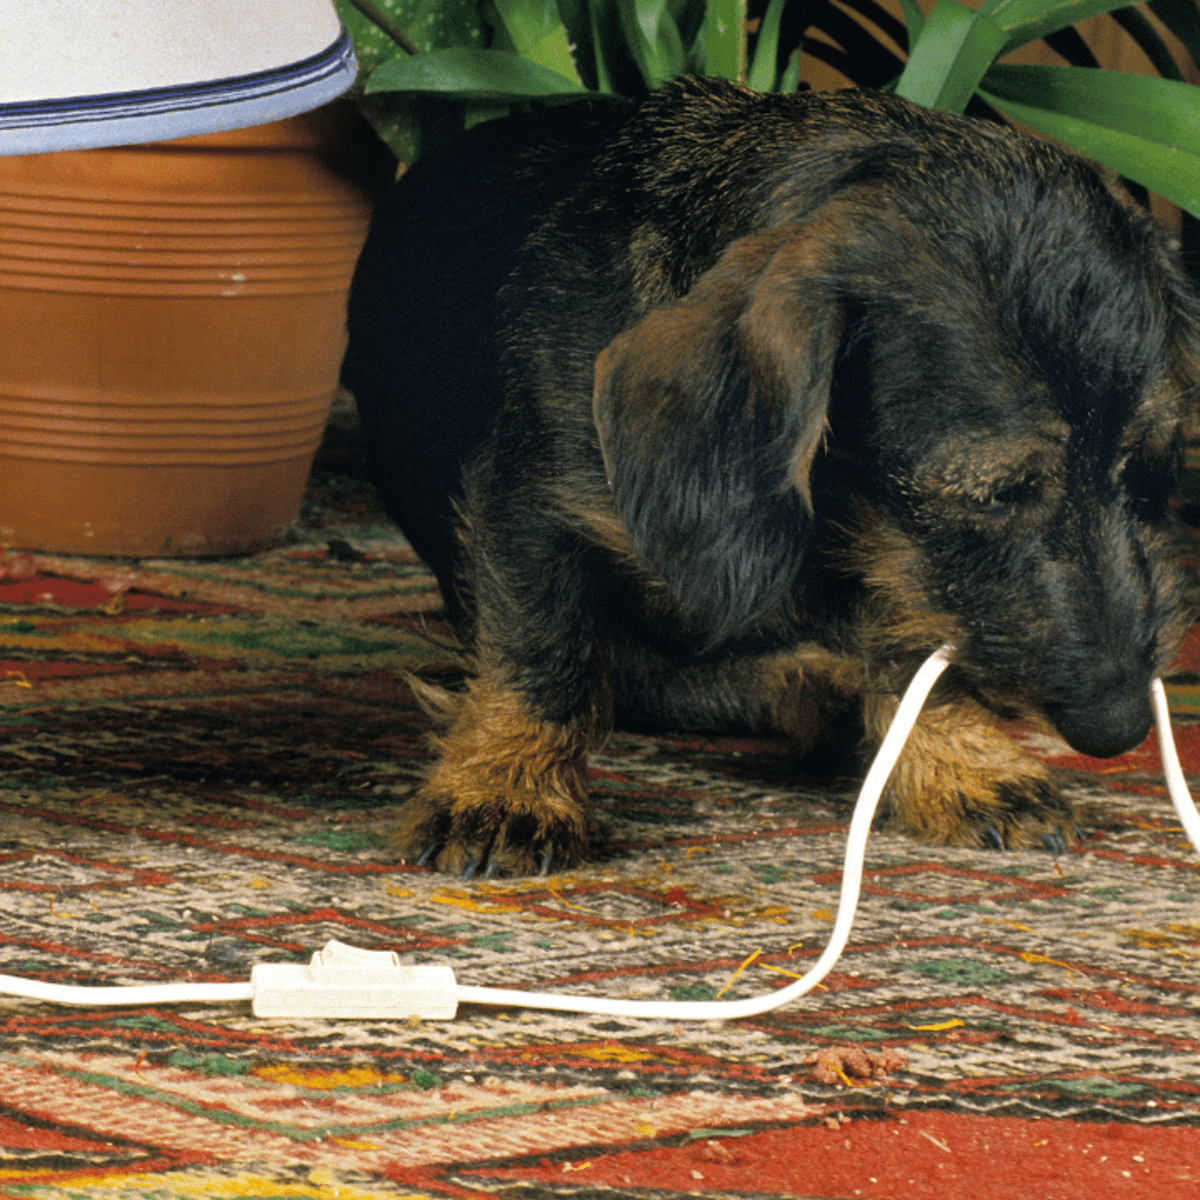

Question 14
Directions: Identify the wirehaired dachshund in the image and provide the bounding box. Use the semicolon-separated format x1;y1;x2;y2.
342;77;1199;876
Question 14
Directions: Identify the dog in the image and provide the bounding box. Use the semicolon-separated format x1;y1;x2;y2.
342;77;1199;877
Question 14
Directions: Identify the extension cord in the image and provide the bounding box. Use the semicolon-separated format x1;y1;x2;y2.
1;647;1196;1022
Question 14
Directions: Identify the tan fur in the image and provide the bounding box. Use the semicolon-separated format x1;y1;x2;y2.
864;690;1064;849
397;666;595;875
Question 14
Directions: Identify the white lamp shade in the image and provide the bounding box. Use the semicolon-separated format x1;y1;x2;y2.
0;0;357;153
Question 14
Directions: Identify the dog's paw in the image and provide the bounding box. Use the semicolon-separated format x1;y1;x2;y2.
395;671;594;877
953;777;1078;853
393;785;591;877
886;758;1078;853
870;697;1077;853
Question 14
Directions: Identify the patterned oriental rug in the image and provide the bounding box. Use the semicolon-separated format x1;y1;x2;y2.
2;401;1200;1200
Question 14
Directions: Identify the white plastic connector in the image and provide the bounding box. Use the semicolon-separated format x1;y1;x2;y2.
250;939;458;1019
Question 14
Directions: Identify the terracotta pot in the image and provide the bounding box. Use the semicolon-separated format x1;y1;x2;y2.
0;103;379;557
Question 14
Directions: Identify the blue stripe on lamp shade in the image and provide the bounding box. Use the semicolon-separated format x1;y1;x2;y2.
0;3;357;154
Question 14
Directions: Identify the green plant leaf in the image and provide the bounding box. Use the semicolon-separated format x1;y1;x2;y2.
747;0;788;91
779;48;803;92
365;46;592;99
669;0;709;72
979;0;1148;55
705;0;747;82
894;0;1008;113
557;0;621;93
335;0;487;71
491;0;584;84
980;64;1200;216
492;0;565;46
618;0;689;88
336;0;489;161
984;63;1200;153
897;0;926;46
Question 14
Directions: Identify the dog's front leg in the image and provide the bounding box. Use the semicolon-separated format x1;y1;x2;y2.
396;462;609;877
396;657;598;876
863;690;1075;851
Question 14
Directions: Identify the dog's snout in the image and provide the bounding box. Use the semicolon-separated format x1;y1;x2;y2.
1047;686;1154;759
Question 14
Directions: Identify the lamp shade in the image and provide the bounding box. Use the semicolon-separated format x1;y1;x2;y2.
0;0;356;153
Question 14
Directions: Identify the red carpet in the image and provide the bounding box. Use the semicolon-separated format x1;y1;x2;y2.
474;1110;1197;1197
1;410;1199;1198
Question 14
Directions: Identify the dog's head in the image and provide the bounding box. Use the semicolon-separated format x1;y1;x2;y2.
593;109;1199;758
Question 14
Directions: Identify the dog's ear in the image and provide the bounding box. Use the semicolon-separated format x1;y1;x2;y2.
593;224;842;646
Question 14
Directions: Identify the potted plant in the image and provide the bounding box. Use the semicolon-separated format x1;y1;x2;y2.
0;102;392;559
337;0;1200;228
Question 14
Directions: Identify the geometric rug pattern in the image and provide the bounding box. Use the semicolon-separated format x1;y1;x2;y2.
2;406;1200;1198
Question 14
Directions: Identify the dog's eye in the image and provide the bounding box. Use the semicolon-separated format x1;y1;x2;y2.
969;480;1040;512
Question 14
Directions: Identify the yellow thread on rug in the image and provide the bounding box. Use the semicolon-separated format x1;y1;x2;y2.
827;1063;865;1088
540;1044;657;1064
1020;952;1082;974
715;948;762;998
14;1170;403;1198
757;961;804;979
778;943;827;989
431;889;519;914
253;1064;407;1090
757;905;790;920
543;885;589;911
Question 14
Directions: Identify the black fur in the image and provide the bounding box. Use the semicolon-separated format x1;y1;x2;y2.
343;79;1198;875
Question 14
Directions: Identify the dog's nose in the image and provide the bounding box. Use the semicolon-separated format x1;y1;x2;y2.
1047;687;1154;759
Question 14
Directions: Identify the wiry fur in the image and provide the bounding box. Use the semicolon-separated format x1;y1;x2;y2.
343;78;1199;876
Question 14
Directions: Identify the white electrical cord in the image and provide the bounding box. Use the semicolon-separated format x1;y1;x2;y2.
456;643;955;1019
0;976;254;1007
2;645;1197;1020
1152;676;1200;855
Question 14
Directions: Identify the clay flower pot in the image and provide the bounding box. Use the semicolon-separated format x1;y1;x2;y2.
0;103;378;557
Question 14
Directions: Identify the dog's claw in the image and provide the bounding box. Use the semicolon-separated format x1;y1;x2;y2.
1041;832;1066;856
483;860;500;879
538;849;554;876
462;855;481;880
984;826;1005;850
416;842;440;868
